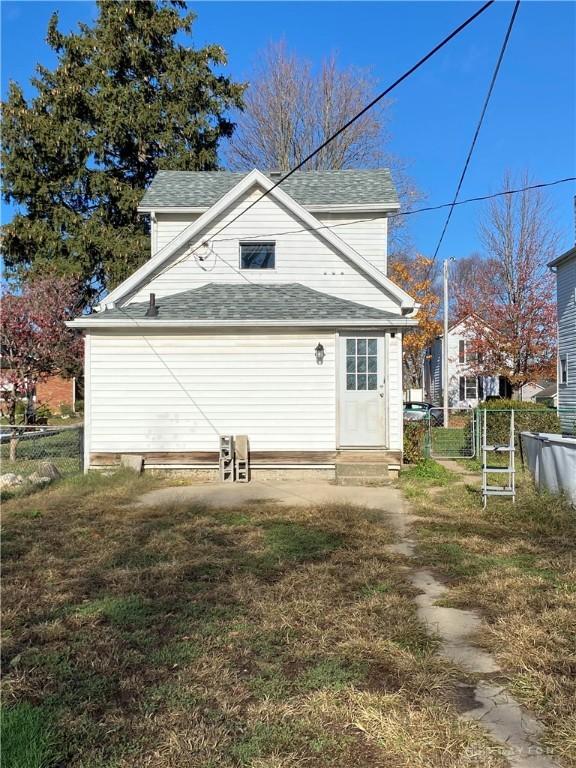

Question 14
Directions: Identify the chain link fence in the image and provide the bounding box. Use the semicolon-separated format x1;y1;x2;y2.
422;406;576;462
428;408;476;458
0;425;83;485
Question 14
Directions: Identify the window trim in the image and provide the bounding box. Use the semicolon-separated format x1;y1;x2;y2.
560;354;568;385
239;241;276;270
459;375;478;401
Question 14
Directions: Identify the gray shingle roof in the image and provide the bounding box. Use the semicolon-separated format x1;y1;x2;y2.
97;283;398;322
139;169;399;209
535;383;557;399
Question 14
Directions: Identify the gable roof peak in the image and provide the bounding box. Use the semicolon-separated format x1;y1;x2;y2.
101;168;414;311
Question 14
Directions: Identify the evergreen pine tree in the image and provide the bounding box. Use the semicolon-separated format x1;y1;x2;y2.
2;1;245;303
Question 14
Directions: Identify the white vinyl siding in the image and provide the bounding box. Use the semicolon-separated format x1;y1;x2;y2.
387;332;403;451
155;212;202;253
154;210;389;273
87;330;336;455
556;253;576;433
133;188;402;313
315;212;388;274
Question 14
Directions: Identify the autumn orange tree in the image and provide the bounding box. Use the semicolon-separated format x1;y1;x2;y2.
389;254;442;389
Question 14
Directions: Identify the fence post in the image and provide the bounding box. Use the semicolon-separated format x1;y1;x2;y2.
424;417;431;458
79;425;85;473
475;409;481;458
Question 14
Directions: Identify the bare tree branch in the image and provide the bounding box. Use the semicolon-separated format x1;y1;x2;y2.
225;40;424;255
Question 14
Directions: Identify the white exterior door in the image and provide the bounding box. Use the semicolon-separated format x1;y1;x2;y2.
339;335;386;447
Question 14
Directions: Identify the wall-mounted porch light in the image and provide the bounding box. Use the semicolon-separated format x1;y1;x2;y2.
315;343;325;365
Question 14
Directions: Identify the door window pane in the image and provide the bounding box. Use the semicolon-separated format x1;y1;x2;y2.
345;338;379;390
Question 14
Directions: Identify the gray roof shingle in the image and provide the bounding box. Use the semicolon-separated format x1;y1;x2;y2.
139;169;399;210
97;283;398;322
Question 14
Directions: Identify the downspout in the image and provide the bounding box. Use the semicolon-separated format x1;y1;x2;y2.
150;211;158;256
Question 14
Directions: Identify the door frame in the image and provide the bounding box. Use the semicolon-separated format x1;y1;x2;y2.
336;330;389;449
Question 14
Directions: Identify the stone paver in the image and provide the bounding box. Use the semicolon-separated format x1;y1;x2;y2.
409;569;501;674
463;683;560;768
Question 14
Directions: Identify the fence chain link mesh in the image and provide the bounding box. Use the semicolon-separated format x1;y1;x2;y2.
1;425;83;483
427;408;476;459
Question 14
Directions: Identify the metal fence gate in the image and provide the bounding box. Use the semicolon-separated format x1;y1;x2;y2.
427;407;476;459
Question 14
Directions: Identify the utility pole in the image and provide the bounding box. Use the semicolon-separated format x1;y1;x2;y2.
443;258;454;428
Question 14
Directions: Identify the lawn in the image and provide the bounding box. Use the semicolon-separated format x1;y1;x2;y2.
1;471;505;768
401;463;576;767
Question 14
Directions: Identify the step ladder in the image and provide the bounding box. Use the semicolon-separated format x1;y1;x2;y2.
482;409;515;508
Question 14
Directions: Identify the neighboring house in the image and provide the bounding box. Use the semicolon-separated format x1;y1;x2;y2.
36;375;79;413
519;380;546;402
533;383;558;408
0;372;79;416
549;245;576;433
69;169;418;478
423;315;511;408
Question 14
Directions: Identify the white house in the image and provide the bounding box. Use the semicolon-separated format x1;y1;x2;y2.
69;169;418;480
423;316;511;408
549;245;576;434
519;380;547;402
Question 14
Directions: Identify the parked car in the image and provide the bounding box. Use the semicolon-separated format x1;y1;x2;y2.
403;401;443;426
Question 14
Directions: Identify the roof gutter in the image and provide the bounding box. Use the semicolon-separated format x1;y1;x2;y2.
137;202;401;215
547;245;576;269
67;317;419;330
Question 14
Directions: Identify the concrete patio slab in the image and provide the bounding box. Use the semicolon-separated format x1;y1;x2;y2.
137;479;410;514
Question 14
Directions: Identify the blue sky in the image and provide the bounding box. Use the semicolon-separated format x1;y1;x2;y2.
1;0;575;260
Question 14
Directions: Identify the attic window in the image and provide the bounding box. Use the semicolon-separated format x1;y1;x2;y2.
240;242;275;270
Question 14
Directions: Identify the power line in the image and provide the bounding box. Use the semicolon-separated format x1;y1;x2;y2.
184;0;496;262
431;0;521;263
112;306;221;436
141;172;574;315
195;176;575;248
143;175;575;287
102;172;574;438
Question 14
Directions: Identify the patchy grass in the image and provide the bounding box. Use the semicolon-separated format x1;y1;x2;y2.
400;459;458;500
401;458;456;486
402;468;576;766
0;702;61;768
1;471;506;767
